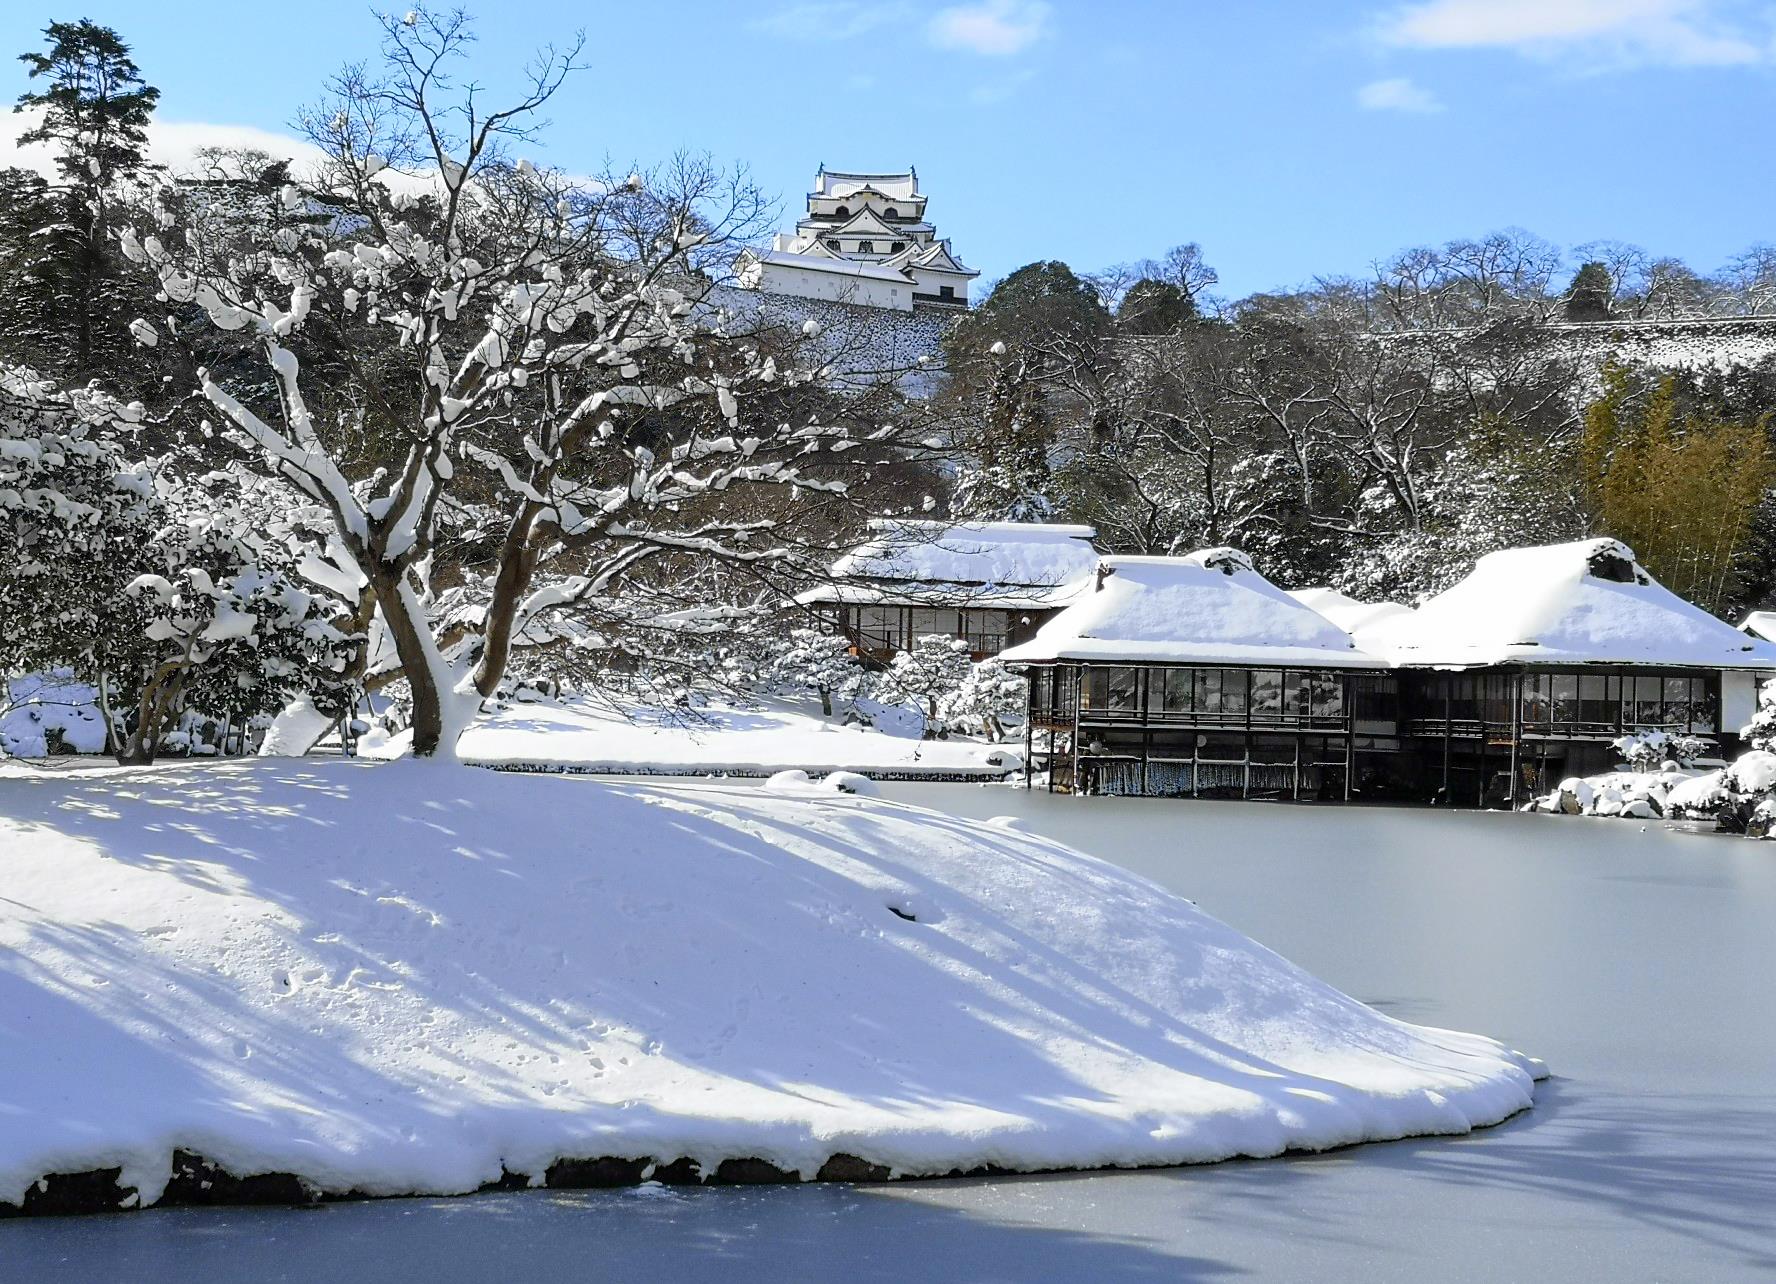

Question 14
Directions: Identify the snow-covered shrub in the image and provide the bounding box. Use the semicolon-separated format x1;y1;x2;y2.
877;634;974;734
1713;750;1776;836
938;657;1027;742
112;471;359;762
759;627;865;717
1612;729;1714;772
0;673;109;758
1741;677;1776;751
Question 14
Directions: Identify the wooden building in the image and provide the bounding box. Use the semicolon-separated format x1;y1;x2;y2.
1005;540;1776;806
1342;539;1776;805
797;520;1098;663
1002;549;1389;800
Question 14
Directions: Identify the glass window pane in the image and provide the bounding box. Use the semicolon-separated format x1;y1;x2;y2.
1692;678;1718;731
1107;667;1139;710
1283;671;1306;718
1552;674;1579;723
1311;673;1344;718
1635;676;1663;726
1085;668;1108;711
1197;668;1222;714
1220;670;1248;716
1578;674;1610;725
1251;670;1283;717
1521;673;1550;725
1163;669;1193;713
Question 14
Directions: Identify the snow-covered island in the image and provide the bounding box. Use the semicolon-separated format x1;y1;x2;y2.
0;758;1542;1214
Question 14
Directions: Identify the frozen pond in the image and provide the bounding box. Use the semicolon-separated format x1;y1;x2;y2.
6;789;1774;1282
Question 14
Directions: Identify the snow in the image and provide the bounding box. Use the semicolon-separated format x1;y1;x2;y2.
383;694;1026;779
1740;610;1776;644
1;673;108;757
1002;550;1383;667
1364;539;1776;670
1288;587;1414;638
800;519;1099;609
0;758;1540;1209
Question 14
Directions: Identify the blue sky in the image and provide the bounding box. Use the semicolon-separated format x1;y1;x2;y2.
3;1;1772;298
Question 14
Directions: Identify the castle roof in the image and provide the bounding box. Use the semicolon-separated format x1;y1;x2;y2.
813;169;921;201
745;247;916;285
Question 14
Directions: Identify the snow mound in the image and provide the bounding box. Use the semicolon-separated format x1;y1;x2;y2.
395;695;1014;779
0;760;1541;1210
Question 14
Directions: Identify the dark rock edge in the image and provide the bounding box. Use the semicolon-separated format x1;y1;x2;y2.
0;1097;1538;1218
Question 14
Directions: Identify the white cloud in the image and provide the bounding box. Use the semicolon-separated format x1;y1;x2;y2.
748;2;905;41
1356;76;1445;112
2;109;327;179
928;0;1052;56
1377;0;1772;67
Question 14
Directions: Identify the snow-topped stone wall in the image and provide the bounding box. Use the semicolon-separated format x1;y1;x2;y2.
710;285;958;395
1543;316;1776;379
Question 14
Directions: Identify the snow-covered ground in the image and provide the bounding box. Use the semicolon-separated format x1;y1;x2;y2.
0;759;1540;1212
379;694;1025;779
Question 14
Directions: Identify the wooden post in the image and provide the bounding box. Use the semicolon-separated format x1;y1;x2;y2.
1507;669;1523;809
1023;671;1034;791
1071;664;1083;798
1139;668;1151;797
1442;681;1453;806
1343;673;1354;802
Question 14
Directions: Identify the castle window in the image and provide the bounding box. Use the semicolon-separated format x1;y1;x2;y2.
939;285;955;299
834;205;850;218
891;241;905;252
858;240;874;254
823;238;839;251
885;207;899;219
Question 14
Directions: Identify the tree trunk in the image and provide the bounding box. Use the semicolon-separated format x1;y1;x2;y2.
374;570;449;757
472;504;543;700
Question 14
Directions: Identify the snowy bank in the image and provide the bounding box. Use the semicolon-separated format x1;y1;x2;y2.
0;760;1541;1213
382;694;1023;780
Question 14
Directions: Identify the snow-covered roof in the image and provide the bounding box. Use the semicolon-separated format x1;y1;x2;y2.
813;169;920;201
798;520;1099;609
1740;610;1776;643
1289;588;1414;639
1000;549;1385;668
748;247;916;285
1369;539;1776;670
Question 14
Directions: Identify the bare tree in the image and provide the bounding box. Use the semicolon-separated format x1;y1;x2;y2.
123;8;910;758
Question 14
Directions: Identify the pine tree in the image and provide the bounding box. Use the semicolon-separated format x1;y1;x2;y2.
1565;261;1614;322
763;627;864;717
13;19;160;378
879;634;974;733
937;658;1027;741
953;353;1055;521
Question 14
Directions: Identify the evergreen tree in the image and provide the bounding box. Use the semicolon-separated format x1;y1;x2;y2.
1116;277;1196;334
13;19;160;377
879;634;974;732
0;168;59;366
953;353;1055;521
1565;261;1614;322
